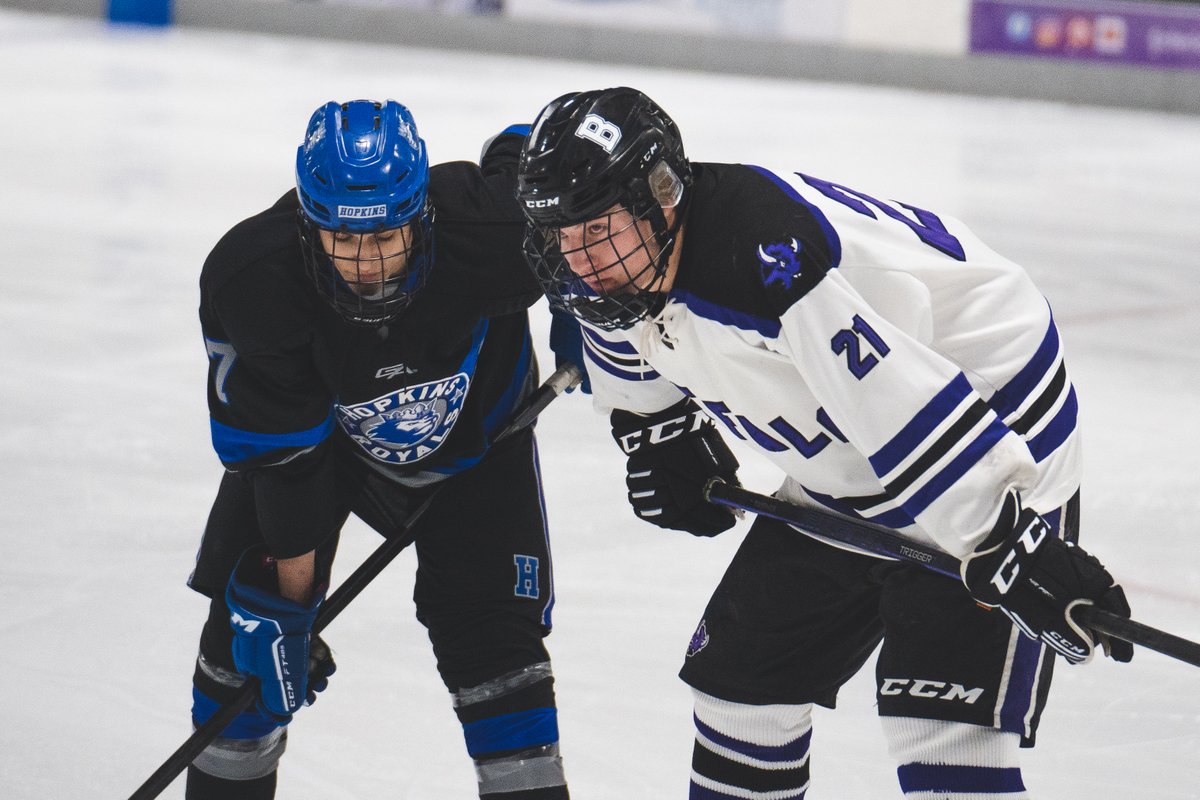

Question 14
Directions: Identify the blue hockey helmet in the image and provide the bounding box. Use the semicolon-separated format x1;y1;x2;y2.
295;100;434;325
296;99;430;231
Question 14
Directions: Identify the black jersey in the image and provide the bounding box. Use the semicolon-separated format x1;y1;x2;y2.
199;139;541;557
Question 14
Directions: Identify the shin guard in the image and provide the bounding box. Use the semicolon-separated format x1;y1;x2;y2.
883;716;1029;799
189;653;287;788
453;662;568;799
690;689;812;799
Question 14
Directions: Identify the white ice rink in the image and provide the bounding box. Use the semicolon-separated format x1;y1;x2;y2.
1;7;1198;798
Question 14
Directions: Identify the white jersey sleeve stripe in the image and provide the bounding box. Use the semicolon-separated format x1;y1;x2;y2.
1025;385;1078;463
879;398;993;496
581;334;649;370
1004;361;1066;433
581;324;639;356
869;373;976;478
802;486;917;530
897;414;1011;520
985;314;1061;420
981;315;1077;463
581;335;661;382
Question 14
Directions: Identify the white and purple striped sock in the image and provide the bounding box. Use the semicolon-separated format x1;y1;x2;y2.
883;716;1031;799
689;690;813;799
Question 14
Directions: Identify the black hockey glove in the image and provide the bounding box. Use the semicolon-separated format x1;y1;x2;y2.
611;398;740;536
961;493;1133;664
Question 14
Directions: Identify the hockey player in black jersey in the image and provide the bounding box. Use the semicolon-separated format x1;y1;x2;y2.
516;87;1133;799
187;99;570;799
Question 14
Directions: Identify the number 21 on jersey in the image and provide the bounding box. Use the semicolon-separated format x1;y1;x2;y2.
831;314;890;380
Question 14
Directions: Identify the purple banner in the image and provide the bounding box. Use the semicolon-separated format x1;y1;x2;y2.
970;0;1200;70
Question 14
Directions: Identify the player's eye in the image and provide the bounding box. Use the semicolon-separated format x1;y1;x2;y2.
586;222;608;236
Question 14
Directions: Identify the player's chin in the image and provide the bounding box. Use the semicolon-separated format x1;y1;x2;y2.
585;276;639;296
352;279;404;301
345;281;381;296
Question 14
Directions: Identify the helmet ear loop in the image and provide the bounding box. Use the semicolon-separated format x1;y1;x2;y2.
391;203;435;301
646;157;689;281
637;198;684;295
298;213;352;302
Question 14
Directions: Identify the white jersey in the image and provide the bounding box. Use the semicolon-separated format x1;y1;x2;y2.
582;163;1081;558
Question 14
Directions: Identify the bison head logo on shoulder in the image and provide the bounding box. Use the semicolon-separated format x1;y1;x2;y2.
756;238;804;290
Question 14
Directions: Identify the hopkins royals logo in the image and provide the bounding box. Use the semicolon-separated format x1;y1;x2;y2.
756;238;804;290
337;373;469;465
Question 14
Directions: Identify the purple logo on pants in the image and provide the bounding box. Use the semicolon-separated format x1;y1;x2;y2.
687;620;710;657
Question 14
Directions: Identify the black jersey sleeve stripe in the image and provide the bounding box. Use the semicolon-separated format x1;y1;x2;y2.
985;312;1061;420
870;373;975;477
581;336;646;369
881;399;991;498
893;414;1009;520
803;486;917;530
581;324;638;355
1026;385;1078;463
868;370;1014;522
582;336;662;382
1007;362;1068;436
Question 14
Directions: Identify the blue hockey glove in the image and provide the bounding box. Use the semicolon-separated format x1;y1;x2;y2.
226;546;334;721
549;306;591;394
480;123;531;170
611;398;740;536
961;493;1133;664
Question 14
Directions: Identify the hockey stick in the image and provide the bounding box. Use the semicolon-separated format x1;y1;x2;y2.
704;480;1200;669
128;362;583;800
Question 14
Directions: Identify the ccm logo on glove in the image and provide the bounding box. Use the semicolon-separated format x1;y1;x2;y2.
610;399;741;537
987;514;1050;595
614;408;706;454
962;493;1133;665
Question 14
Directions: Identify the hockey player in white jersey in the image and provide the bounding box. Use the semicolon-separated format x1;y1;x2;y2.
515;87;1133;799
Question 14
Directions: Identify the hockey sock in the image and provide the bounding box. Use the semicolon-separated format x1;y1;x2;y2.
882;716;1029;799
189;653;288;786
186;765;277;800
452;662;568;799
689;689;812;799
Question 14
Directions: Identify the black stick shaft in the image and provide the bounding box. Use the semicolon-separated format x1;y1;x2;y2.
129;363;582;800
705;480;1200;669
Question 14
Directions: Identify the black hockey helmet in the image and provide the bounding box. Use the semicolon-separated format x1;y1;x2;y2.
517;88;692;330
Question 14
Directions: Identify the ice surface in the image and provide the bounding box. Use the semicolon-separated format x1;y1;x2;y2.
1;8;1197;798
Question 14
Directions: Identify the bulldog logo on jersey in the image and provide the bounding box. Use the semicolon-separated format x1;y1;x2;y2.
757;238;804;290
337;373;469;465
